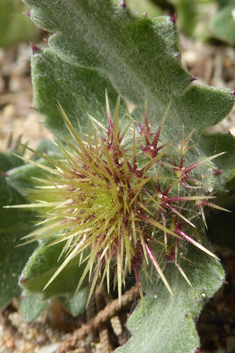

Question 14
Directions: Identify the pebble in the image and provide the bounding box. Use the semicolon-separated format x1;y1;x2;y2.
5;338;15;348
35;343;60;353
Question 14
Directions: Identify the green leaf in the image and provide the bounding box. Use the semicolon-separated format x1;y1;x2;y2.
175;0;198;37
115;246;224;353
25;0;234;134
6;154;62;198
20;293;50;322
0;151;37;308
172;0;212;41
32;138;61;160
209;0;235;45
0;0;36;48
199;132;235;193
6;138;62;197
30;49;127;138
24;0;235;193
60;287;87;317
20;237;89;300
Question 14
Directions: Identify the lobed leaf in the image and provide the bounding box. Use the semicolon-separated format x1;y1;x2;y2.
24;0;235;134
116;245;224;353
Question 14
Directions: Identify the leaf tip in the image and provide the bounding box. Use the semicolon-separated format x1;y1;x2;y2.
23;12;30;17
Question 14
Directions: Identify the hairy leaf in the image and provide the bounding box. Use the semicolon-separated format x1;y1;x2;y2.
20;238;89;300
116;246;224;353
20;293;49;322
30;49;127;138
25;0;234;134
0;151;36;308
199;132;235;193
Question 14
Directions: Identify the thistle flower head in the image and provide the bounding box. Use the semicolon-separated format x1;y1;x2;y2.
12;94;226;304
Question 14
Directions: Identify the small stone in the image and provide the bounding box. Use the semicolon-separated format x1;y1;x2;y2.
5;338;15;348
2;104;16;119
35;343;60;353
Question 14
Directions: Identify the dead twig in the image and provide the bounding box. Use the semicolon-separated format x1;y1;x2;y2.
55;286;138;353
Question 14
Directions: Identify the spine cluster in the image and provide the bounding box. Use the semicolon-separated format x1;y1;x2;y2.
18;95;226;303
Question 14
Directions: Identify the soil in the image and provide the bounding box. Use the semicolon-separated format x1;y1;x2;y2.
0;31;235;353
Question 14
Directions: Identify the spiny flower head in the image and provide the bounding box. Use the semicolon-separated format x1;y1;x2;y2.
14;94;227;303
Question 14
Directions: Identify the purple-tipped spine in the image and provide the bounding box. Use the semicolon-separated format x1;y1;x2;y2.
214;169;223;176
20;277;25;284
170;13;177;23
30;43;41;55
